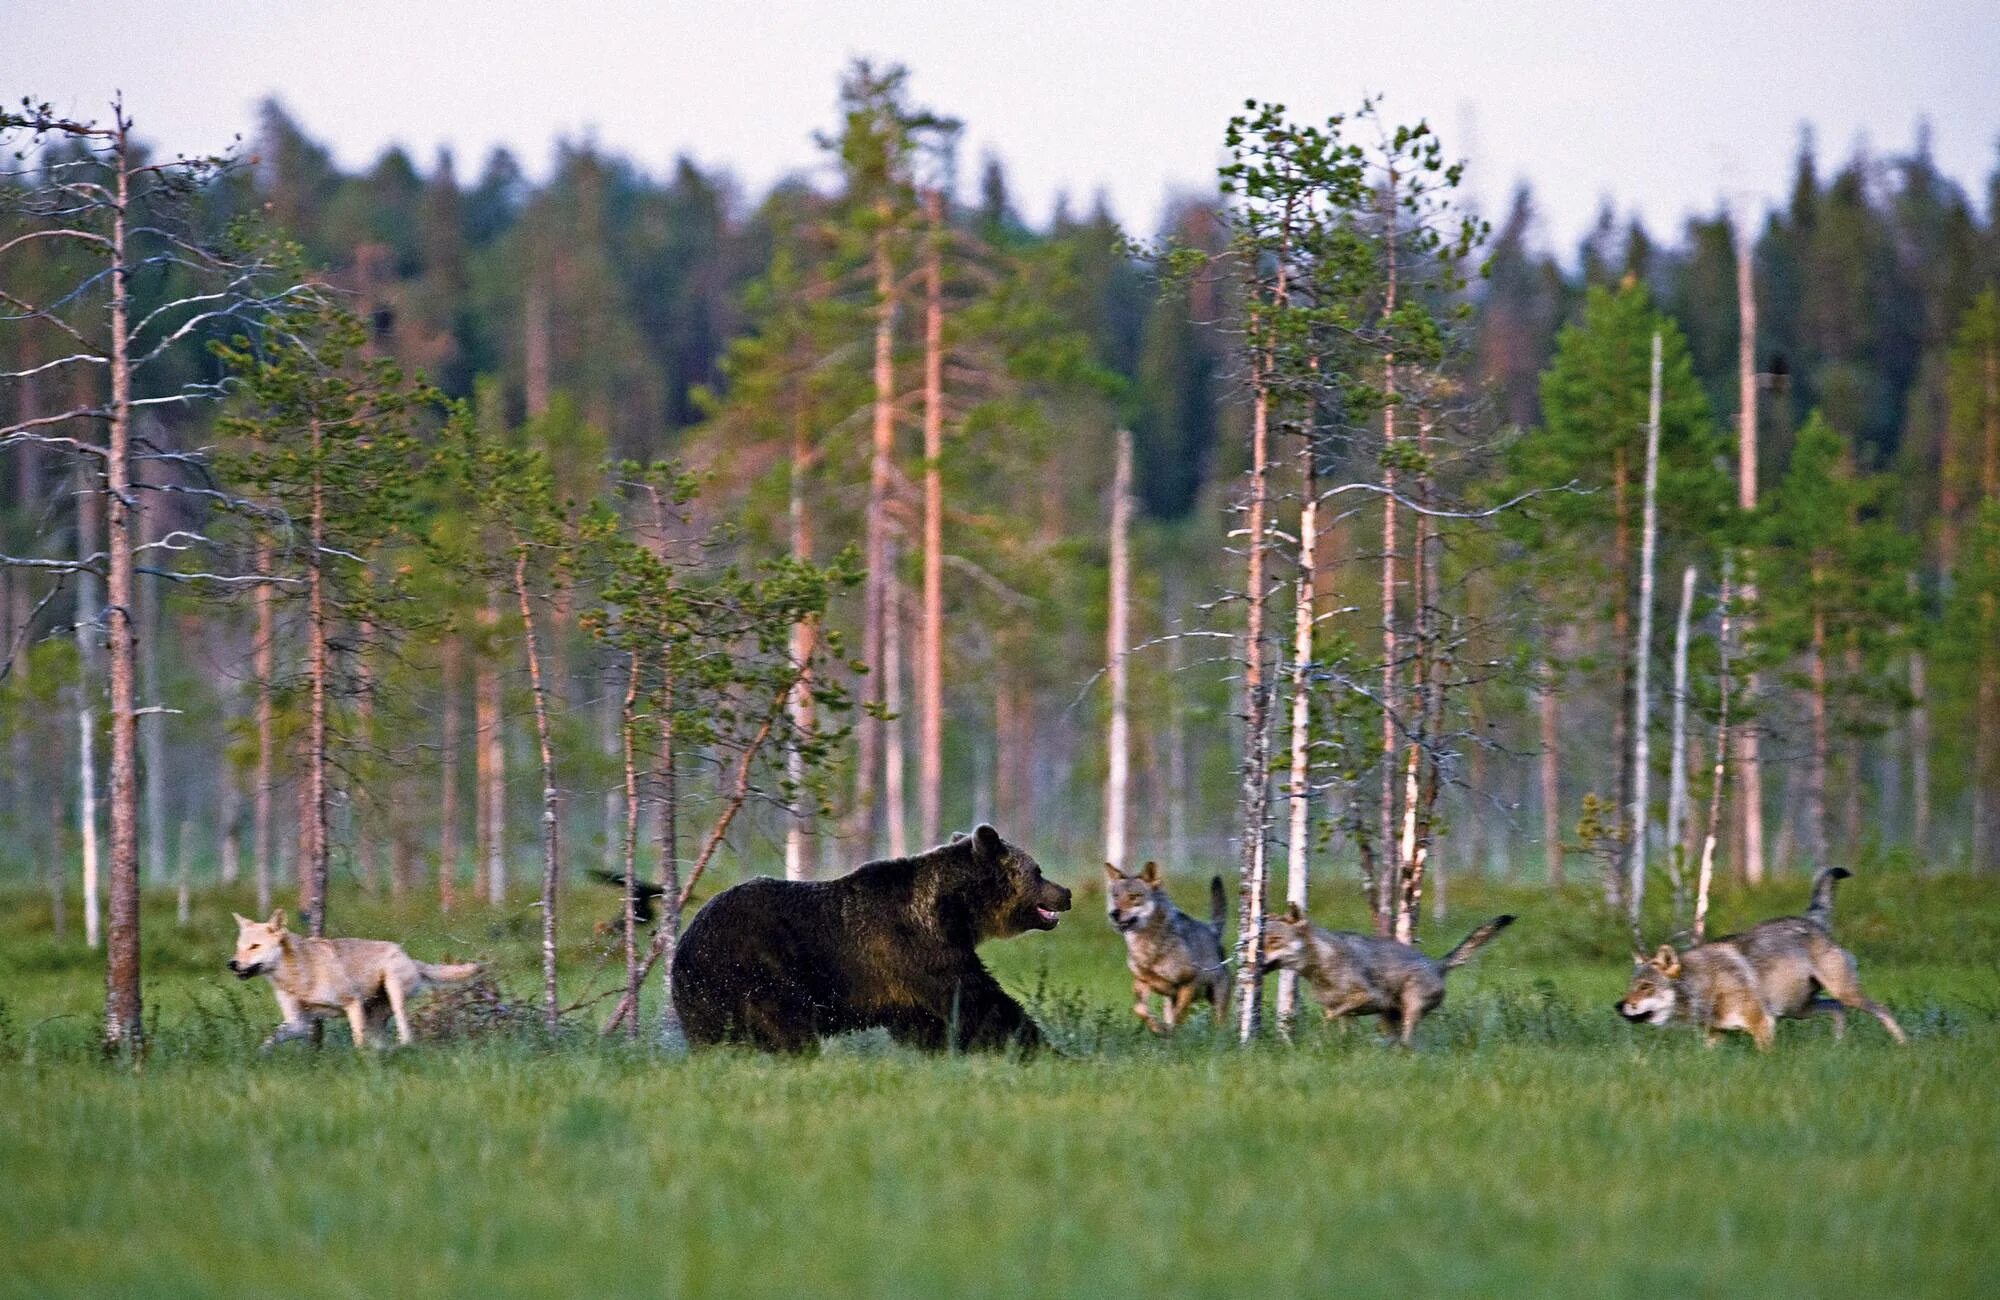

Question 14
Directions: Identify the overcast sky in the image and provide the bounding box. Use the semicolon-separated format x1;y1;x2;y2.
8;2;1998;250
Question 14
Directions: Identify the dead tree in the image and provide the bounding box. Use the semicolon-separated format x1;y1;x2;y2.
0;99;306;1053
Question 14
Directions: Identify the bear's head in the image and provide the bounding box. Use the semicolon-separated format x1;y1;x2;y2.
946;824;1073;940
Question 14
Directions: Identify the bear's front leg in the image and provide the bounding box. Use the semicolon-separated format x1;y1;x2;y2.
948;967;1044;1053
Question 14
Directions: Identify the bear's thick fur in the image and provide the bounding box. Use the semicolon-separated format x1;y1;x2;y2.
670;825;1072;1053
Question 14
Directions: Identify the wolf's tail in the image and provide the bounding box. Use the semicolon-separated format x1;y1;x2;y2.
1441;915;1516;970
1208;876;1227;935
417;960;482;985
1806;866;1852;930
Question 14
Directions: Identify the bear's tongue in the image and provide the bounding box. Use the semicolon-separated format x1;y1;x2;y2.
1036;906;1060;925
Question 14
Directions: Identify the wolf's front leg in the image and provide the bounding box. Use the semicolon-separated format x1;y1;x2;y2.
260;988;313;1051
342;1000;373;1051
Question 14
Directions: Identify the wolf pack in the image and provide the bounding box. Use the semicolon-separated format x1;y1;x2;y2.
227;826;1904;1054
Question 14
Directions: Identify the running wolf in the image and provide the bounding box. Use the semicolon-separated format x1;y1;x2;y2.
1104;861;1229;1033
228;910;482;1050
1258;904;1515;1045
1617;867;1905;1049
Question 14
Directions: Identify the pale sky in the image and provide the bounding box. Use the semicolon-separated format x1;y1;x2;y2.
7;1;1998;250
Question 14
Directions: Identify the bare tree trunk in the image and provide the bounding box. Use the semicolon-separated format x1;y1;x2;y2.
251;539;275;917
1375;254;1401;934
219;772;241;887
513;548;562;1034
75;459;103;949
478;596;505;906
439;635;461;912
1538;635;1562;888
1279;425;1317;1030
1234;312;1279;1043
175;818;192;927
884;546;909;858
355;617;378;896
1628;333;1663;933
1734;212;1766;885
137;468;167;889
303;419;330;939
656;664;683;1041
1105;428;1133;869
919;187;948;849
786;393;817;881
103;129;144;1051
1395;413;1447;945
854;212;896;856
1696;559;1735;942
1667;565;1697;924
620;651;642;1041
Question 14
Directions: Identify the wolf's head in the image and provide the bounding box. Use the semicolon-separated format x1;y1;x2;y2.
1257;902;1312;973
1103;861;1164;933
1617;945;1683;1024
228;910;289;979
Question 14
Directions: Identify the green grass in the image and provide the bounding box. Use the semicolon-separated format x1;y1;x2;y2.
2;869;1997;1298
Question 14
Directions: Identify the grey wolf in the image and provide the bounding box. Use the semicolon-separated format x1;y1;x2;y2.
1103;861;1229;1033
1617;867;1905;1049
228;910;481;1050
1259;904;1515;1045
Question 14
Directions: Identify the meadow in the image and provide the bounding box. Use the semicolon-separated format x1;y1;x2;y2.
2;866;1997;1298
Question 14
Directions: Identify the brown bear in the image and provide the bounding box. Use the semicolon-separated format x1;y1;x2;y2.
670;824;1072;1053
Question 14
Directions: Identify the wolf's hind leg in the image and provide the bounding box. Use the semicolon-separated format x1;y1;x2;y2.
343;1000;372;1051
386;977;414;1046
1805;996;1848;1040
1814;948;1907;1045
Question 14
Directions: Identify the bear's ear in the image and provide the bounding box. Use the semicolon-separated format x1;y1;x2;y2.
1102;862;1122;881
974;824;1003;857
949;830;968;844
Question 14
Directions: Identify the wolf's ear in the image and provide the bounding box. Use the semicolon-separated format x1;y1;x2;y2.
1654;944;1681;977
1102;862;1122;881
232;912;252;929
1284;901;1305;924
974;824;1002;856
1139;861;1160;885
268;909;287;931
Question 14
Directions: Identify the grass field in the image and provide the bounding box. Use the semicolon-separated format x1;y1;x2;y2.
3;866;1997;1298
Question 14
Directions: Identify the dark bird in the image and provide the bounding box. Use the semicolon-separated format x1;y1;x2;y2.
591;870;666;929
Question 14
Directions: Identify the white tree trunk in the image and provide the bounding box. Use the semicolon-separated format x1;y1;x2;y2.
74;460;102;949
1628;332;1662;932
1279;429;1318;1030
1696;558;1735;941
1666;564;1697;919
1105;429;1132;869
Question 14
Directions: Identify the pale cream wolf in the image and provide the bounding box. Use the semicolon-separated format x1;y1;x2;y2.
228;910;481;1050
1258;904;1515;1045
1104;862;1230;1033
1617;867;1905;1050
